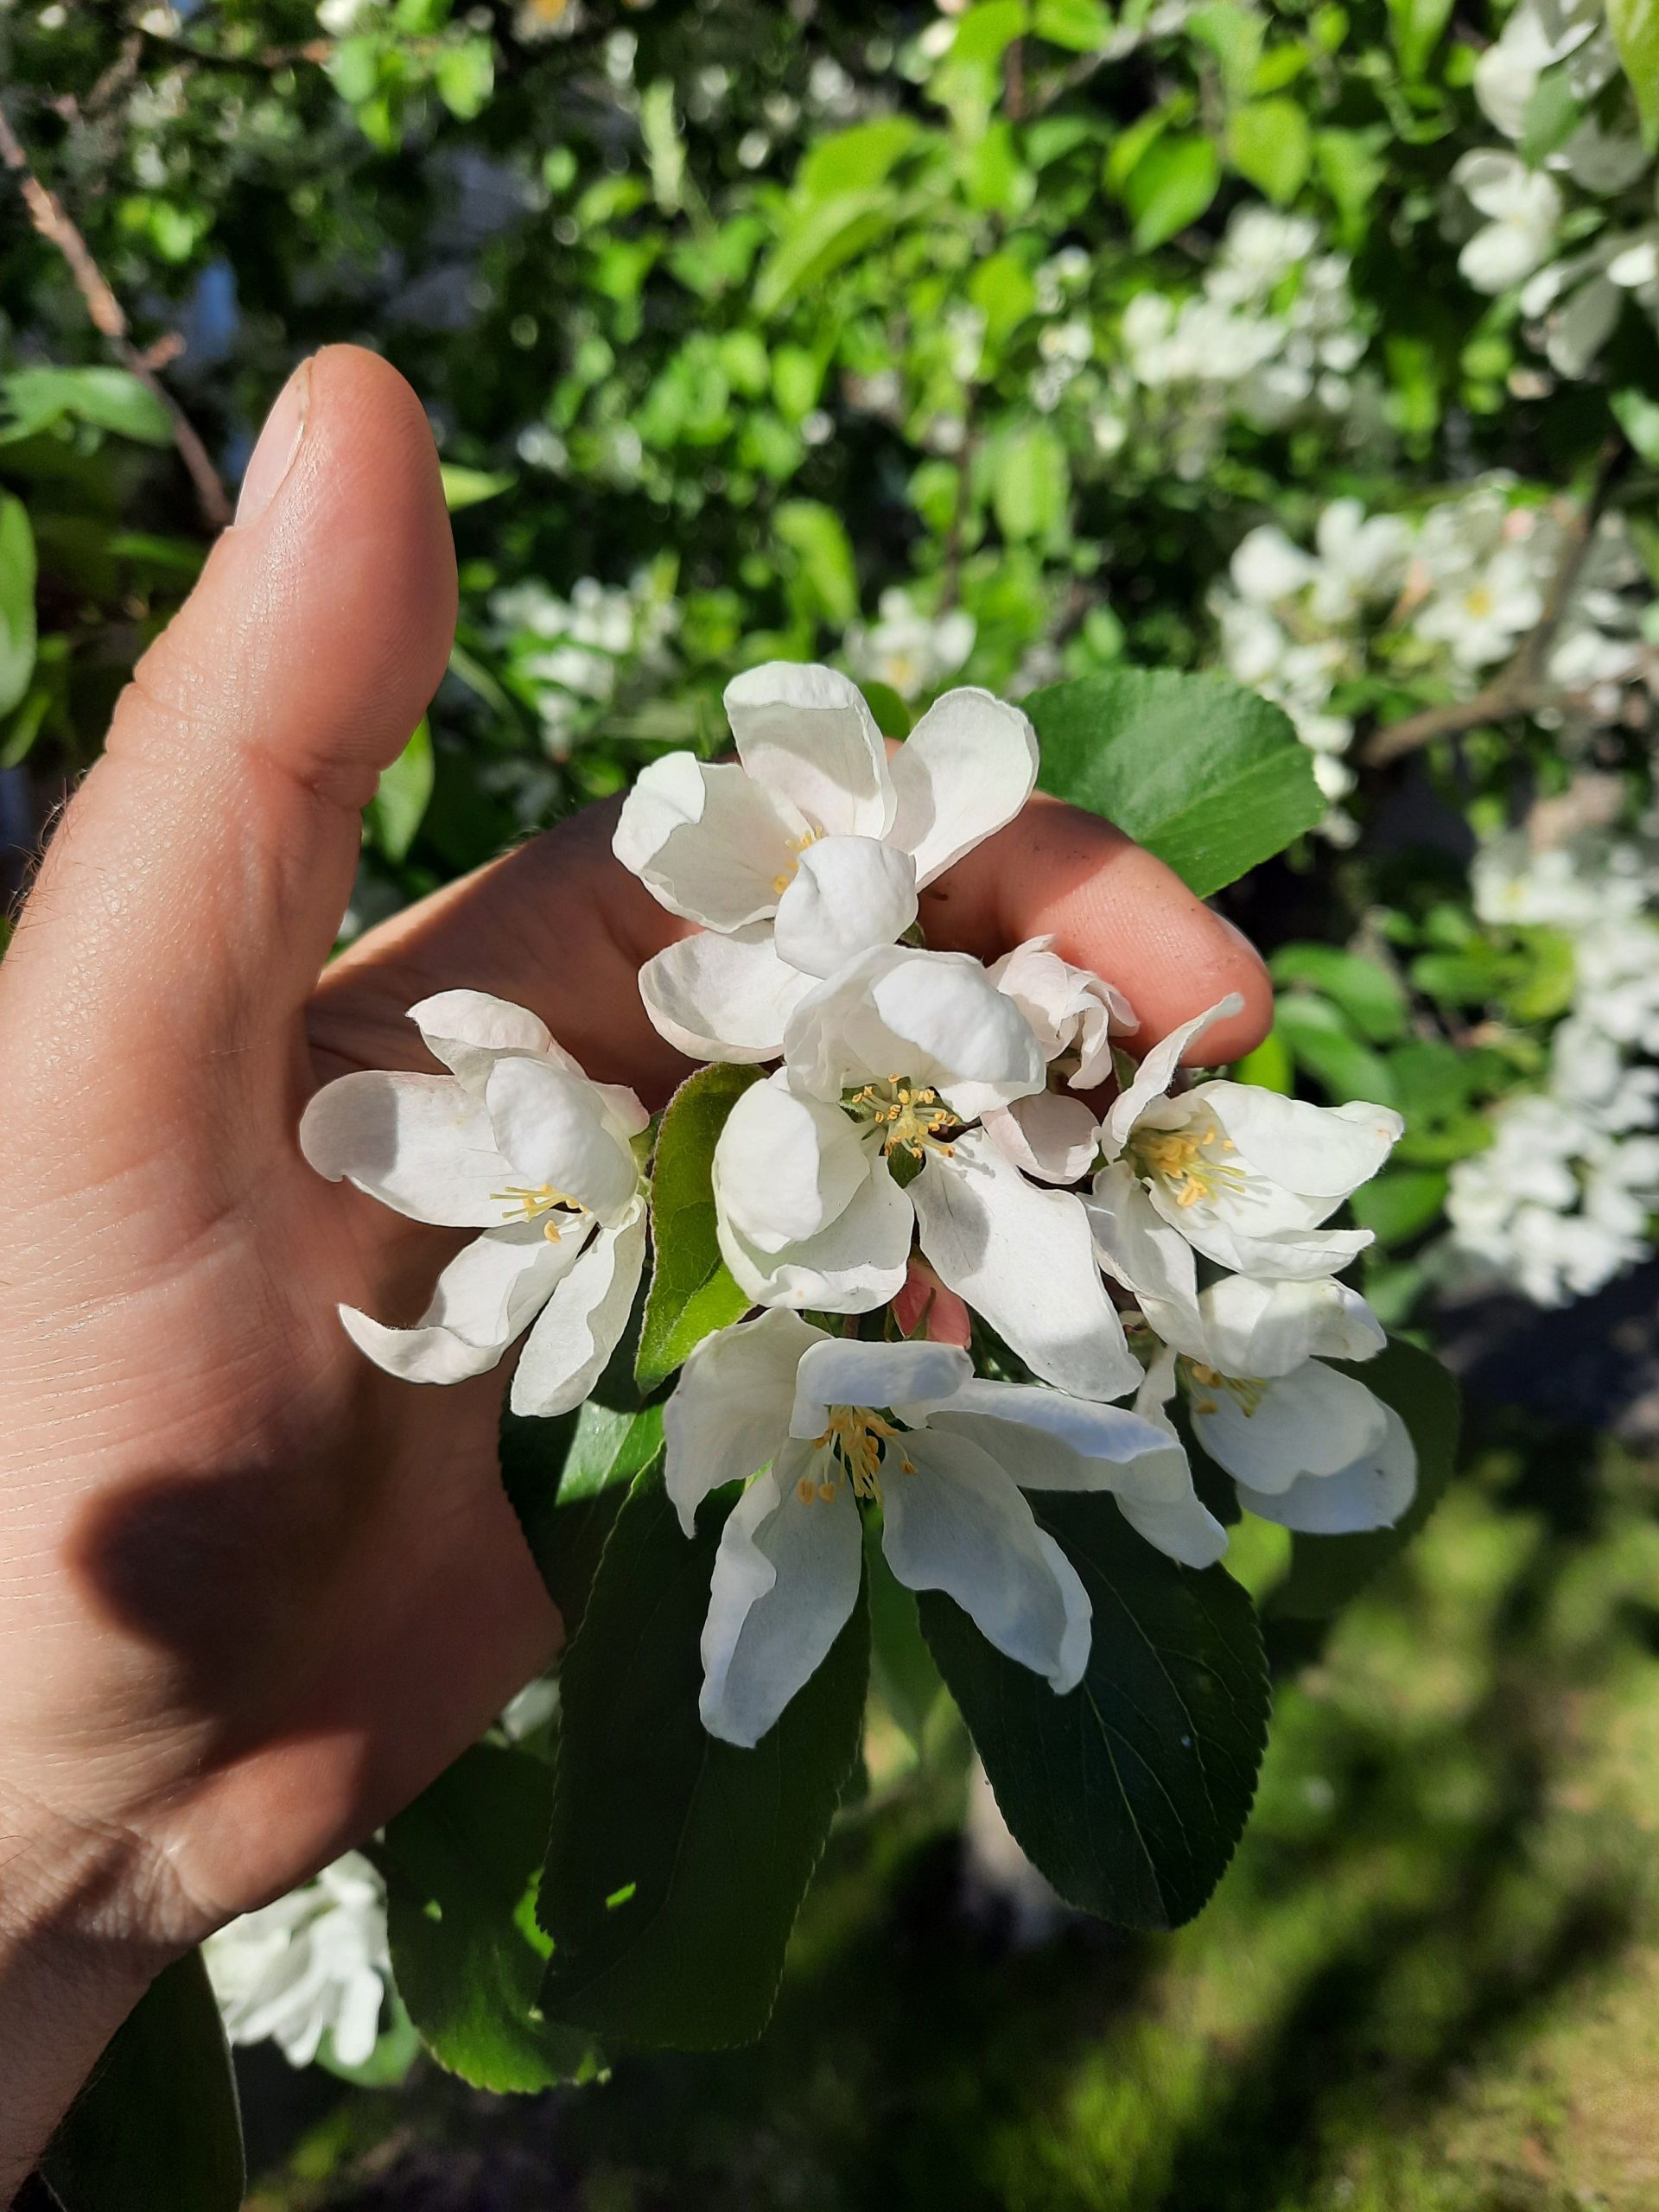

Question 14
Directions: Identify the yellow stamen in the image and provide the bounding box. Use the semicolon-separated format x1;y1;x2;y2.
844;1076;962;1162
493;1182;586;1234
770;827;822;897
1129;1122;1247;1211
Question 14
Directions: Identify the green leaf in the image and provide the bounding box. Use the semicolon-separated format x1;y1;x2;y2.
775;500;861;628
1518;58;1583;164
363;719;434;861
1269;945;1408;1043
636;1063;762;1391
1227;98;1313;205
0;493;38;720
991;422;1070;543
41;1952;245;2212
1122;134;1221;250
1275;993;1398;1107
1609;0;1659;132
1230;1027;1295;1095
865;1520;944;1751
1;365;173;447
798;117;920;200
1188;1;1265;92
538;1469;869;2046
381;1743;599;2092
434;35;494;118
1387;0;1453;79
1028;668;1324;897
1349;1166;1449;1245
920;1493;1268;1928
753;192;895;318
1033;0;1112;51
558;1399;665;1506
1268;1338;1460;1621
439;463;516;510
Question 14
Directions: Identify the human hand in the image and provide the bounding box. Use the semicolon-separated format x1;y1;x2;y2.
0;346;1269;2181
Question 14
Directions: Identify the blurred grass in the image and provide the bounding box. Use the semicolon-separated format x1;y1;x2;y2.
248;1413;1659;2212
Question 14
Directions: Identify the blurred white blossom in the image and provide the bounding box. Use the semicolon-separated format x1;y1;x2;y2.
205;1855;391;2071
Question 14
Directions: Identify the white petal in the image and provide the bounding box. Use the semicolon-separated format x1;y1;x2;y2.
1101;995;1244;1156
883;1429;1090;1693
1200;1083;1404;1200
1191;1361;1389;1493
724;661;894;840
791;1338;971;1438
340;1219;583;1386
484;1057;641;1224
982;1091;1100;1184
409;989;569;1091
713;1074;871;1254
1086;1157;1200;1324
886;686;1038;887
697;1454;863;1747
772;836;918;979
915;1379;1174;1488
638;927;817;1062
912;1128;1141;1400
1197;1275;1385;1380
784;944;1045;1108
719;1160;913;1313
1236;1405;1417;1533
989;936;1135;1082
331;1970;386;2069
508;1201;647;1417
611;752;799;928
1116;1485;1230;1568
664;1309;824;1535
300;1071;519;1228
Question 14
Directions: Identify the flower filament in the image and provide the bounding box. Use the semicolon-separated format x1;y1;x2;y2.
770;826;822;898
845;1075;962;1162
1129;1121;1244;1210
493;1183;588;1241
796;1404;918;1506
1181;1360;1267;1420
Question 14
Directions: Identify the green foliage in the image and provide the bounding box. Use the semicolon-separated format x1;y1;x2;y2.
0;494;38;721
921;1494;1269;1929
380;1744;598;2092
363;721;434;862
1609;0;1659;132
1029;670;1325;898
41;1952;244;2212
539;1470;869;2047
637;1064;761;1391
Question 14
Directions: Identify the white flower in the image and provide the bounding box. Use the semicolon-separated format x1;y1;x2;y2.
1414;539;1546;670
1088;996;1402;1319
300;991;648;1416
615;662;1037;1061
981;936;1136;1184
1306;499;1414;624
711;944;1141;1400
845;587;976;700
665;1313;1224;1746
1135;1277;1416;1535
1453;151;1562;295
205;1855;391;2070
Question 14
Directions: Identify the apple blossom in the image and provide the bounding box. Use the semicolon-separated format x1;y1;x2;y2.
981;936;1135;1184
664;1312;1223;1746
299;989;648;1417
711;944;1142;1400
613;660;1038;1059
205;1854;391;2070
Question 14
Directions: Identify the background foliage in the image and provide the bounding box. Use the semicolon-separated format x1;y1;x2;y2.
6;0;1659;2202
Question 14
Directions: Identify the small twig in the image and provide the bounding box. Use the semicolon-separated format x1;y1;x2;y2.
1363;439;1632;768
1002;36;1027;120
0;100;232;531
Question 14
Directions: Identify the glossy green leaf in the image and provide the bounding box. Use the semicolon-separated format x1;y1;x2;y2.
865;1519;944;1750
1274;994;1399;1108
1268;1338;1461;1621
0;493;38;720
1228;98;1313;204
41;1952;245;2212
381;1743;599;2092
776;499;861;627
920;1493;1268;1929
1609;0;1659;131
1028;668;1323;897
1122;134;1220;250
753;192;894;318
1;365;172;447
1033;0;1112;52
363;719;434;861
637;1062;762;1390
538;1469;869;2046
558;1398;665;1506
439;464;516;510
1269;945;1408;1043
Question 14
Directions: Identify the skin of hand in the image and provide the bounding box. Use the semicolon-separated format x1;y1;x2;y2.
0;346;1271;2184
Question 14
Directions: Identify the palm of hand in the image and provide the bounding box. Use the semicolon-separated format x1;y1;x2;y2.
0;347;1268;1957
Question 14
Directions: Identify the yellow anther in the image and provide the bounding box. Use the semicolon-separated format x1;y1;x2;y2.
770;827;822;898
798;1477;817;1505
817;1482;837;1503
494;1182;585;1227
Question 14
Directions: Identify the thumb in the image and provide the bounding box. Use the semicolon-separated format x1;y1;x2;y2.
0;346;455;1116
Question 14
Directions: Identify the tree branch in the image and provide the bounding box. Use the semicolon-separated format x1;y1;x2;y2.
0;101;232;532
1362;438;1632;768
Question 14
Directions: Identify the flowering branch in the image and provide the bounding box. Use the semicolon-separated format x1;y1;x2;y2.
1363;439;1632;767
0;100;233;532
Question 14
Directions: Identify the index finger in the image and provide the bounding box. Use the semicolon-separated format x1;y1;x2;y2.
309;788;1272;1096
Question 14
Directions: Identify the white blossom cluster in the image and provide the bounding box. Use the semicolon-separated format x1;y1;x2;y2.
204;1853;392;2070
1105;208;1377;479
490;567;680;760
1445;829;1659;1305
1212;479;1649;837
301;670;1411;1751
843;586;976;701
1451;0;1657;376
